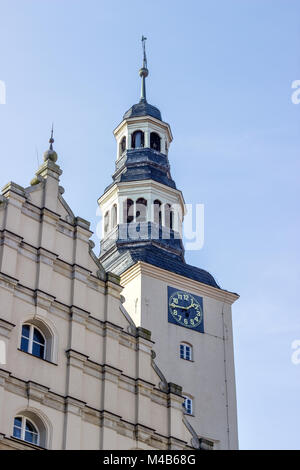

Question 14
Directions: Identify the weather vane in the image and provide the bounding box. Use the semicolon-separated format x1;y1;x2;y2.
49;123;54;150
141;35;147;69
139;36;149;102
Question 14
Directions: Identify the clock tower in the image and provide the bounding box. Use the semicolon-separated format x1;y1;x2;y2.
98;39;239;450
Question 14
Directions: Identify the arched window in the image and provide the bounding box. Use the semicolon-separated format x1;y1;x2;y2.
20;324;45;360
120;136;126;155
150;132;161;152
154;200;162;226
13;411;49;448
131;130;144;149
13;416;39;445
170;211;174;230
20;320;56;363
125;198;134;223
180;343;192;361
111;204;117;228
136;198;147;223
104;211;110;234
183;397;193;415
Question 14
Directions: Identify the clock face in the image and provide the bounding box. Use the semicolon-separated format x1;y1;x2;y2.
168;287;204;332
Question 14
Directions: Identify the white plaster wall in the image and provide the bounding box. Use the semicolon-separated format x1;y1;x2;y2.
0;163;195;450
121;268;239;450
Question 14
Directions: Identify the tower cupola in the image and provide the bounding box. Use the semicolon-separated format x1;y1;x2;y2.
98;37;185;271
97;38;219;289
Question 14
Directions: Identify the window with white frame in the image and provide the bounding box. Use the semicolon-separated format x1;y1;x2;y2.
13;416;39;445
20;324;46;360
183;396;193;415
180;343;192;361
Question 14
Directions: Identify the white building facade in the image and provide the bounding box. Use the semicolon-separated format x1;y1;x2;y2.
0;44;239;451
0;138;198;450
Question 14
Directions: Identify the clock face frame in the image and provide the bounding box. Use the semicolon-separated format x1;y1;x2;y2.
167;286;204;333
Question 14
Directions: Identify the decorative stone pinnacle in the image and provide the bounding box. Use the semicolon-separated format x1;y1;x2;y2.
43;124;58;163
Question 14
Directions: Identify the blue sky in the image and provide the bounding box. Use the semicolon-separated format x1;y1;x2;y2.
0;0;299;449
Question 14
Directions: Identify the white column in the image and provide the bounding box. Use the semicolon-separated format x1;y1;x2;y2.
162;204;166;227
147;196;152;223
144;130;150;148
118;197;125;224
148;196;154;223
133;201;136;222
161;135;166;154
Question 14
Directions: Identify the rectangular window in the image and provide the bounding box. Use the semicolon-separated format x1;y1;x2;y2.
183;397;193;415
180;344;192;361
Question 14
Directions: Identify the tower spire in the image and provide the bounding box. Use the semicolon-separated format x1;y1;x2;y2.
139;35;149;103
49;123;54;150
43;123;58;163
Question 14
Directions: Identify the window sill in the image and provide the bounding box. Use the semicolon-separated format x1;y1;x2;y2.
180;358;194;362
17;348;58;366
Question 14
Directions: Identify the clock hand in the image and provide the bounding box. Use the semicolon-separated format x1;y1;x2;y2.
170;303;189;310
186;302;197;309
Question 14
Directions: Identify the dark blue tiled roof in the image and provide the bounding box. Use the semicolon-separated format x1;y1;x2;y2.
101;244;220;289
101;223;185;259
123;101;162;121
117;162;176;188
103;148;176;194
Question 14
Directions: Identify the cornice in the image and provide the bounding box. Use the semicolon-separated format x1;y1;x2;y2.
34;289;56;310
121;261;239;305
0;272;18;292
1;182;26;201
98;178;185;210
113;115;173;142
0;368;169;424
0;318;15;338
0;272;147;346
